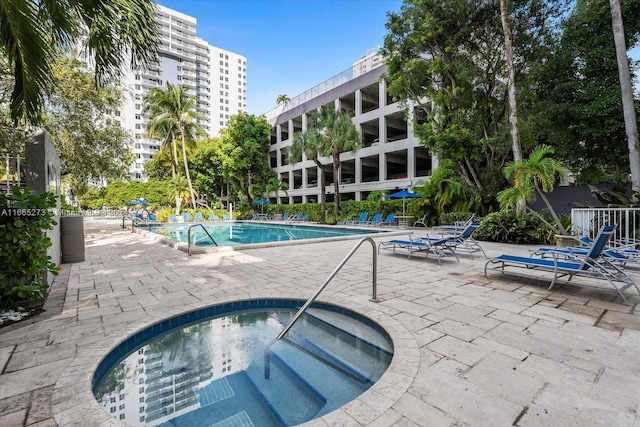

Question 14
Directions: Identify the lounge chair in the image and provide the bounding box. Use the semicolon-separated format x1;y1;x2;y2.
283;212;290;221
195;212;204;222
413;215;427;227
223;214;231;221
339;212;367;225
431;222;485;257
209;213;220;221
484;224;640;305
169;214;178;222
378;234;459;264
378;213;396;227
433;214;475;235
365;213;383;226
183;212;192;221
288;212;303;222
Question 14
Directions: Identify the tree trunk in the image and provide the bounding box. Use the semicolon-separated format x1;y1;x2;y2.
315;159;326;223
610;0;640;201
180;130;197;209
333;155;340;218
500;0;525;213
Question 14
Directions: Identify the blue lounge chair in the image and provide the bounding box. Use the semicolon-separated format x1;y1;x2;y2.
223;214;231;221
169;214;178;222
428;222;485;257
288;212;303;222
195;212;204;222
365;213;383;226
209;213;220;221
183;212;192;221
378;235;459;264
347;212;368;225
484;224;640;305
378;213;396;227
283;212;290;221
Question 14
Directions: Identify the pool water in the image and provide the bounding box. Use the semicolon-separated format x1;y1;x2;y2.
93;302;393;427
144;222;384;247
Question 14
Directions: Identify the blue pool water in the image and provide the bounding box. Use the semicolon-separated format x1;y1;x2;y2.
142;222;384;247
93;299;393;427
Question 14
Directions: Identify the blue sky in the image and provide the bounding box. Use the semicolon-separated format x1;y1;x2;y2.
155;0;639;116
155;0;403;115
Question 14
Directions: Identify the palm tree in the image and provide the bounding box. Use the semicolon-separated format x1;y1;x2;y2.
144;82;206;209
500;0;524;213
497;145;570;235
265;176;289;199
289;130;328;223
168;176;193;215
309;108;361;217
276;94;291;106
609;0;640;201
0;0;159;124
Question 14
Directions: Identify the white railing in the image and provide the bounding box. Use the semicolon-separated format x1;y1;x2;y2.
571;208;640;246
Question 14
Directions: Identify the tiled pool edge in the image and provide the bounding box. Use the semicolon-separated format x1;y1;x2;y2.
133;222;412;254
51;291;418;427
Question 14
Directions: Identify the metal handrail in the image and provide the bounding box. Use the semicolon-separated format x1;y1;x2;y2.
187;224;218;255
265;236;379;379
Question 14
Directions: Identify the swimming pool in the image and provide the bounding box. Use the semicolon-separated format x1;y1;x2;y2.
93;299;393;427
142;222;385;247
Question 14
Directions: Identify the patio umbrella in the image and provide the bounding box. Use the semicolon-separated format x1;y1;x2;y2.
253;198;272;214
386;189;422;217
127;198;150;206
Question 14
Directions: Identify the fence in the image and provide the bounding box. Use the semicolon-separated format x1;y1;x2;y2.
2;153;25;192
571;208;640;246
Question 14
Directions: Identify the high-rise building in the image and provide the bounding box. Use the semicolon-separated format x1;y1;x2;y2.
79;4;247;181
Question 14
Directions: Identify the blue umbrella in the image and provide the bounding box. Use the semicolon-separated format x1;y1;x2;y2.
386;190;422;217
253;198;272;214
127;198;150;205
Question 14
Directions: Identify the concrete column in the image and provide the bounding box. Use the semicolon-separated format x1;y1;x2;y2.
355;89;362;116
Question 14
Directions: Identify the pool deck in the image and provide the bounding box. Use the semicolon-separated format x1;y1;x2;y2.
0;219;639;427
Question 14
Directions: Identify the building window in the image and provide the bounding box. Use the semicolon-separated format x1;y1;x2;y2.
139;407;145;413
139;387;144;393
110;407;116;413
110;397;116;403
177;66;182;71
135;84;140;90
119;404;125;410
119;394;125;400
119;414;125;420
177;75;182;81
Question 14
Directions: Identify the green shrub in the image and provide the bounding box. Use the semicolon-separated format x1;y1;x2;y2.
0;187;60;309
475;210;554;245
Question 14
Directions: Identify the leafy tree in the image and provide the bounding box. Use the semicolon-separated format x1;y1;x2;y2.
308;107;361;217
190;137;225;203
43;57;134;196
218;112;272;203
497;145;570;234
528;0;640;184
382;0;569;213
144;82;206;209
289;129;328;222
0;0;159;124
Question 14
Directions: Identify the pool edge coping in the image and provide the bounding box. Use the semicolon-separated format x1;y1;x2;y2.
51;291;420;427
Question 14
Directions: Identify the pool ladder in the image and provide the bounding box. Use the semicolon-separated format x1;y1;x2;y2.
187;224;218;255
265;236;379;379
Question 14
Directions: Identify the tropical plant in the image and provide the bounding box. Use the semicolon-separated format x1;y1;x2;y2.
144;82;206;209
264;176;289;199
168;176;193;215
497;145;570;235
0;187;60;308
0;0;159;125
308;107;361;217
289;129;328;222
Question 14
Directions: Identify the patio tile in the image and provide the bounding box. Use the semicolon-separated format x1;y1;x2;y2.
2;220;639;427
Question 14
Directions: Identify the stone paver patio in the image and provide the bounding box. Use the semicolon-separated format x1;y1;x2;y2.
0;219;638;426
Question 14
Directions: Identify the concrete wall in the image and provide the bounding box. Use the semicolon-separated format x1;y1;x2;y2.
25;130;61;285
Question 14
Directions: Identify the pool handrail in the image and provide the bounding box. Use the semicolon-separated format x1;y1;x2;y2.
187;223;218;255
265;236;379;379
